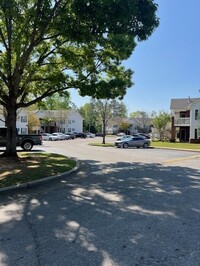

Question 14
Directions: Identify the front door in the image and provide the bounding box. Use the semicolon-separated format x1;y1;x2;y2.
180;128;186;142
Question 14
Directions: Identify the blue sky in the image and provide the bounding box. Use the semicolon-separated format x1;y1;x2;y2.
70;0;200;115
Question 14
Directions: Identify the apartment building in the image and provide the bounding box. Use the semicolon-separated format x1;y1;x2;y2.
170;97;200;142
35;109;83;133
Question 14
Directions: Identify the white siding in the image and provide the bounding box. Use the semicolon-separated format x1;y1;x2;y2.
35;109;83;133
0;107;28;134
190;100;200;139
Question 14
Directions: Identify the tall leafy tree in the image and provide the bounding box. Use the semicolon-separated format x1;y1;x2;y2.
130;110;151;133
92;98;127;143
79;101;96;132
110;100;128;118
0;0;159;157
93;99;113;144
152;111;171;140
38;92;71;110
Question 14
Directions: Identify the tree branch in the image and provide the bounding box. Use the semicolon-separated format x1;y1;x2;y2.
17;85;72;108
0;27;8;51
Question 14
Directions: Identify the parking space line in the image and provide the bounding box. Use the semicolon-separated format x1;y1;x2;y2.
163;155;200;164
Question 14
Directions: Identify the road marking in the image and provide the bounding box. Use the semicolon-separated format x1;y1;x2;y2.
163;155;200;164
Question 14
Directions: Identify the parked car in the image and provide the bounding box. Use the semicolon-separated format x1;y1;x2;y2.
115;136;151;149
75;132;87;138
86;132;95;138
95;133;104;137
52;132;66;140
116;132;126;137
116;134;130;141
42;133;52;141
132;133;151;139
48;134;60;141
64;133;75;140
0;127;42;151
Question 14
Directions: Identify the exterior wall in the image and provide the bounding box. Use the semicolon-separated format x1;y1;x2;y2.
35;109;83;133
190;101;200;139
65;110;83;133
16;109;28;134
0;107;28;134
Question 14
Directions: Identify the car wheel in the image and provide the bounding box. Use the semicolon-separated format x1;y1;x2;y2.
137;147;140;149
49;138;52;141
123;143;129;149
21;141;33;151
143;143;148;149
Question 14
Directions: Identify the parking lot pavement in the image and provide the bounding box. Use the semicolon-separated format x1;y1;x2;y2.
0;141;200;265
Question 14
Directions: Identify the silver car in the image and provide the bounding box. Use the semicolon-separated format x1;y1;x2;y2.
115;136;151;149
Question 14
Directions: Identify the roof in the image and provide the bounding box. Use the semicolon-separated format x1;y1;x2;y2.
170;98;200;110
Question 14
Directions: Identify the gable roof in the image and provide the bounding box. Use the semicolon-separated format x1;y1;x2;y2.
170;98;200;110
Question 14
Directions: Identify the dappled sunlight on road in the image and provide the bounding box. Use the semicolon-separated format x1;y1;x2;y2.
0;252;7;266
126;204;177;217
0;203;23;224
71;187;123;203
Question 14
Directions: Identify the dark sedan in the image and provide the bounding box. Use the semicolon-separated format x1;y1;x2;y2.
75;132;87;138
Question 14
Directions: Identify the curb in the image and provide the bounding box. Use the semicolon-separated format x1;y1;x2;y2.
152;146;200;153
0;159;80;193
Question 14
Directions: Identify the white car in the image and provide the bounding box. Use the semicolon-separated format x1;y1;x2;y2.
52;132;66;140
86;133;95;138
116;134;130;141
48;134;60;141
42;133;52;141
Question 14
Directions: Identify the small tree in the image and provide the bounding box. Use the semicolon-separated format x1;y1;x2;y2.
152;111;171;140
119;120;132;134
28;112;40;133
91;98;127;144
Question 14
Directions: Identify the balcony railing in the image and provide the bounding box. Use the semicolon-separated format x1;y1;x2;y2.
174;117;190;126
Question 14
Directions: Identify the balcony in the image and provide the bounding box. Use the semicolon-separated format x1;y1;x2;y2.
174;117;190;126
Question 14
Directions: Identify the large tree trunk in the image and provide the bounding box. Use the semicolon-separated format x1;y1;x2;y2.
1;102;18;158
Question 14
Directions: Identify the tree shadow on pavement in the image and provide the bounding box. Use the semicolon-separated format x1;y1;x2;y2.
0;160;200;265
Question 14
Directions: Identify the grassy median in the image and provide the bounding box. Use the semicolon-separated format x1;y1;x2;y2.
0;152;76;189
89;140;200;150
151;141;200;150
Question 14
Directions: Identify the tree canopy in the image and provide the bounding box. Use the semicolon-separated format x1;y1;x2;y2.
0;0;159;156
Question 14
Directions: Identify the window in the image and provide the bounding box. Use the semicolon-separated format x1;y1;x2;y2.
21;116;27;123
195;129;198;139
195;110;199;120
180;112;186;118
21;128;28;134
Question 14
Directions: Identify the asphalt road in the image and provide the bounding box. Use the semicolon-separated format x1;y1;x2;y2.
0;137;200;266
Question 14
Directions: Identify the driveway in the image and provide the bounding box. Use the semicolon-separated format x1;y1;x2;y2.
0;138;200;266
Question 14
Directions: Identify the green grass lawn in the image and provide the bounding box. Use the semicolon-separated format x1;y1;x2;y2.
89;142;114;147
0;153;76;188
89;139;200;150
151;141;200;150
